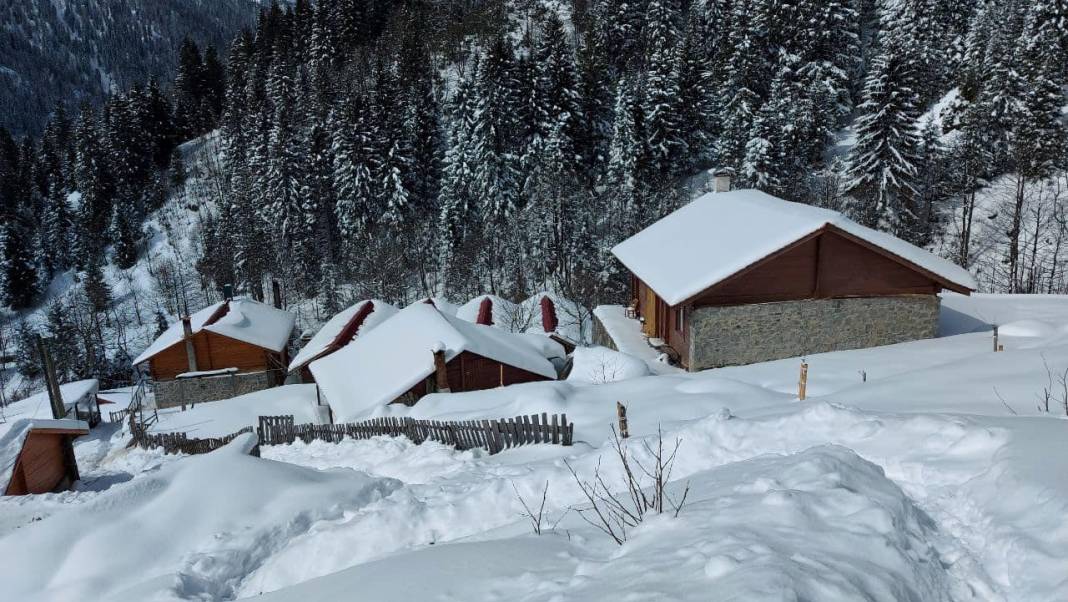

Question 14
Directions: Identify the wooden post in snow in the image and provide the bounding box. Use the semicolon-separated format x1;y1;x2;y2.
36;336;65;420
993;326;999;352
616;402;629;439
798;362;809;401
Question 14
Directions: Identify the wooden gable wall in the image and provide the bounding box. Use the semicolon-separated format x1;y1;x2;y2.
149;331;282;381
687;227;947;307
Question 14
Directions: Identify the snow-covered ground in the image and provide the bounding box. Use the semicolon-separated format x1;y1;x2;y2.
1;294;1067;601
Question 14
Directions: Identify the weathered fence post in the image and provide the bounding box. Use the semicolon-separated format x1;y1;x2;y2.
616;402;629;438
798;362;809;401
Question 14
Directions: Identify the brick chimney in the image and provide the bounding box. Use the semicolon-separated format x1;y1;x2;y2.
182;316;198;373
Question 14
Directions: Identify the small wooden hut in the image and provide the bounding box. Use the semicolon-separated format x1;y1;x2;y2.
2;419;89;496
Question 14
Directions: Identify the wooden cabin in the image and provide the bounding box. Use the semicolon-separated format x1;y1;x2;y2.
133;298;296;407
2;420;89;496
310;303;559;421
287;300;399;383
610;187;977;370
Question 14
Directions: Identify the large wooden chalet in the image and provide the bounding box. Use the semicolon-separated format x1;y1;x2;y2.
609;187;977;370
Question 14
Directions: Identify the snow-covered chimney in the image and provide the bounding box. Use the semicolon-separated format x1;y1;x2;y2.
713;169;732;193
476;297;494;326
182;316;198;373
431;343;451;393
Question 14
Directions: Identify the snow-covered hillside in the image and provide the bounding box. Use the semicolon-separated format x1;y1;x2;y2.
0;294;1066;601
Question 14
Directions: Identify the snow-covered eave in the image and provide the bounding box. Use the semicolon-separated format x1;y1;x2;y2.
615;222;975;307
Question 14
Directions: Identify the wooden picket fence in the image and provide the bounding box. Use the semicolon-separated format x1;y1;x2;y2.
257;413;574;455
132;426;258;456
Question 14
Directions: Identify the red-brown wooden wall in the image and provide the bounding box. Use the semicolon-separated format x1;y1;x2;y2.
4;431;80;495
148;331;285;381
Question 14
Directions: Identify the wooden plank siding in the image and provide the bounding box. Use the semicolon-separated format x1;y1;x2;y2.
394;351;551;406
4;432;79;495
148;330;285;381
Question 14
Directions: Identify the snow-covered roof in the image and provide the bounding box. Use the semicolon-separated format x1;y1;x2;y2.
309;304;558;421
1;419;88;494
288;300;399;371
132;298;296;365
611;189;978;306
520;292;587;344
0;380;99;440
456;295;520;329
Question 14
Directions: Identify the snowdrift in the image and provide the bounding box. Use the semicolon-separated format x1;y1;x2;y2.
0;436;400;601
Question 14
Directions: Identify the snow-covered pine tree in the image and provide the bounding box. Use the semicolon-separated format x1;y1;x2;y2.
844;32;922;233
642;0;685;178
606;76;648;234
532;14;580;156
331;103;375;245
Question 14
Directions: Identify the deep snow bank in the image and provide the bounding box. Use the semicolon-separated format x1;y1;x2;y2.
0;436;400;601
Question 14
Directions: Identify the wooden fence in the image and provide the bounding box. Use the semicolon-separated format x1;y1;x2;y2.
131;426;258;456
257;413;574;455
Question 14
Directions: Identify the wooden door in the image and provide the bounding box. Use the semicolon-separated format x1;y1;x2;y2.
643;287;658;337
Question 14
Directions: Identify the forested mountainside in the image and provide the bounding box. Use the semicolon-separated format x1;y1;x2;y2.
0;0;1067;391
0;0;259;137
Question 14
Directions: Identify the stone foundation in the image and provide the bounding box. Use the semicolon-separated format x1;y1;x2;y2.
688;295;940;370
154;370;274;409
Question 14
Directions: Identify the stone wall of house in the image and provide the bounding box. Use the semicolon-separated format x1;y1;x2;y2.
154;371;273;409
688;295;940;371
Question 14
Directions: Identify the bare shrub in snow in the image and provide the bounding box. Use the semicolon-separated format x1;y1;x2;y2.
512;481;550;536
1037;353;1068;416
565;426;690;545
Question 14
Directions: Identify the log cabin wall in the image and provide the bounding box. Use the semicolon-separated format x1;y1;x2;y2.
149;330;279;381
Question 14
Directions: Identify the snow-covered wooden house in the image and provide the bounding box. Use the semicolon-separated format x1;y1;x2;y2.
287;300;399;382
2;419;89;496
606;188;977;370
132;298;296;408
309;303;560;421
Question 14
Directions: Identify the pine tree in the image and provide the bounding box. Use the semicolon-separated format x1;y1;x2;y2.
845;36;922;232
39;180;72;276
173;38;207;141
83;259;112;314
642;0;685;178
606;77;648;233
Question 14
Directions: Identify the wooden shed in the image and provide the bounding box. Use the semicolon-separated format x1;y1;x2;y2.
310;303;559;421
610;188;977;370
133;298;296;383
2;419;89;496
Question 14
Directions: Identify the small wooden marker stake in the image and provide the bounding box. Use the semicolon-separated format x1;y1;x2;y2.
616;402;629;439
798;362;809;401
